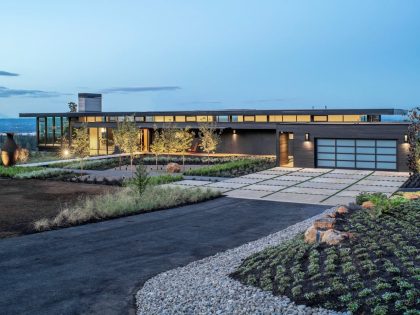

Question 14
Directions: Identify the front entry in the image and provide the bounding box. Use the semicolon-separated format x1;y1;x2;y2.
279;132;294;167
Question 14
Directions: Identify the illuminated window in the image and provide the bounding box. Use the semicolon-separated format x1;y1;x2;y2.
269;115;282;122
237;115;243;122
328;115;343;122
283;115;297;122
243;115;255;122
255;115;267;122
175;116;185;122
314;115;328;122
296;115;311;122
164;116;174;122
154;116;164;122
86;116;96;122
186;116;196;122
135;116;145;122
207;116;214;122
197;116;208;122
343;115;361;122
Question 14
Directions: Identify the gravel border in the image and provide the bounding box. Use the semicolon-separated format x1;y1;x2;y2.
136;206;348;315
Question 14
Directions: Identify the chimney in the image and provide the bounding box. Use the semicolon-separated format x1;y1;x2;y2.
78;93;102;112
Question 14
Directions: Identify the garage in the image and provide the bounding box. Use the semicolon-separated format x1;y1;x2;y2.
316;139;397;170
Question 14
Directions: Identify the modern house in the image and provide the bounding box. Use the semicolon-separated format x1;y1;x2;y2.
20;93;410;171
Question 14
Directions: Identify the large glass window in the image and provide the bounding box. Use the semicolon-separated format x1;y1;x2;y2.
38;117;46;145
54;117;62;145
218;116;229;122
46;117;54;144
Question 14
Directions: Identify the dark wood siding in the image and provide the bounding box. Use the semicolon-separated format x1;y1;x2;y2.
277;124;409;171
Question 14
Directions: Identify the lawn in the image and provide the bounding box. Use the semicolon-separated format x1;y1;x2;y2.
231;197;420;314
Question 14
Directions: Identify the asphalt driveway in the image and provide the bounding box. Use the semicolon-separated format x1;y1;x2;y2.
0;197;328;315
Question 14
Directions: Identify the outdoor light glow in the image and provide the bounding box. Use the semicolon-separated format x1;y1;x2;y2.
305;133;310;141
233;129;236;134
63;149;70;157
404;134;408;143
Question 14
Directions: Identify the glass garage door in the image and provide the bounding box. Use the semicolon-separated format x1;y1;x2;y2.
316;139;397;170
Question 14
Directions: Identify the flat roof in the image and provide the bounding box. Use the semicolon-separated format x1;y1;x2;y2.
19;108;407;118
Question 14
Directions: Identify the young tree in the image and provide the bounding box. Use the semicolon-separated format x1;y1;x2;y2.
132;162;150;196
72;124;90;171
407;107;420;175
174;127;194;168
68;102;77;113
150;128;166;170
199;123;221;163
113;117;139;171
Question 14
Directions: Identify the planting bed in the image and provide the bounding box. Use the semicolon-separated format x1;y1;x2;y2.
0;179;116;238
184;158;276;177
232;201;420;314
402;174;420;189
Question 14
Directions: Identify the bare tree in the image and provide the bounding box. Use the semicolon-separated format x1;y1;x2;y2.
407;107;420;175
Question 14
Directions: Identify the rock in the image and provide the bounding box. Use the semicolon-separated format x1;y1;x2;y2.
313;218;335;230
321;229;347;245
304;225;325;244
404;193;420;200
362;201;375;209
336;205;348;214
325;212;336;218
166;162;181;173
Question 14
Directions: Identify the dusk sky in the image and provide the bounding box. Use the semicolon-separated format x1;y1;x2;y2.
1;0;419;117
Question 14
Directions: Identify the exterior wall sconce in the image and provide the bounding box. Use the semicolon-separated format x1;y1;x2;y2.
305;133;310;141
233;129;236;134
404;134;408;143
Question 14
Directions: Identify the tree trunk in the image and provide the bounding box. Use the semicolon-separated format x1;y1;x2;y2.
182;153;185;170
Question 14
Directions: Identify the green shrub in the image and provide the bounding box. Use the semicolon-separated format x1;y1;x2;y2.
184;158;275;177
131;163;150;195
0;165;44;177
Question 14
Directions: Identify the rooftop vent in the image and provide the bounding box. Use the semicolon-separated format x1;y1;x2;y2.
78;93;102;112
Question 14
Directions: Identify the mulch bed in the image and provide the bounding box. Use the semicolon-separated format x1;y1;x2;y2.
0;179;116;238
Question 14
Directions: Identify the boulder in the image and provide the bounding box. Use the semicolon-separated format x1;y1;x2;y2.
166;162;181;173
304;225;325;244
361;201;375;209
336;205;348;214
321;229;347;245
313;217;335;230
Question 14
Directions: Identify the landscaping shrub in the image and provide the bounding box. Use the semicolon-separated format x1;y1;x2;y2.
184;158;276;177
231;200;420;314
0;165;44;178
356;192;409;217
34;185;221;231
131;163;150;195
13;168;71;179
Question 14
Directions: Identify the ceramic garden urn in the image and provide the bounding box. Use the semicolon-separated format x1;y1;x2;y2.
1;133;18;167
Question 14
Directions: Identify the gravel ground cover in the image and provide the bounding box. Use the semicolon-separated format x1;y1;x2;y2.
136;206;343;315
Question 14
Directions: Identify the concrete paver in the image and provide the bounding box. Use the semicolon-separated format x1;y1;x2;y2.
263;192;327;204
242;184;286;192
282;186;340;196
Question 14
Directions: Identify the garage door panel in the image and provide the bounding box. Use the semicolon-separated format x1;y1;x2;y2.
316;138;397;170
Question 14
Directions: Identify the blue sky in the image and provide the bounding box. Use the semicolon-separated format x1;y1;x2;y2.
0;0;419;117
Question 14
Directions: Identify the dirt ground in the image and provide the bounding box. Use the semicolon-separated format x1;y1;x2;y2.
0;179;116;238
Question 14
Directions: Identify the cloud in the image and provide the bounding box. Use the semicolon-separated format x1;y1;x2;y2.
0;86;62;98
101;86;181;93
0;71;19;76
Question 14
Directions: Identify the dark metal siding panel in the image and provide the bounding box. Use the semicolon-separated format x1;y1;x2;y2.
277;124;409;171
217;129;276;155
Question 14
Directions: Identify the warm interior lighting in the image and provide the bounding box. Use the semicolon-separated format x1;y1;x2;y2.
305;133;310;141
404;134;408;143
